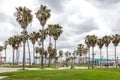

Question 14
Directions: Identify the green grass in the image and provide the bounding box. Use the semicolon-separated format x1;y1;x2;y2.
0;68;120;80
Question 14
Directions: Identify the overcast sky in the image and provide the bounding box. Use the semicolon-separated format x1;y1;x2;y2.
0;0;120;62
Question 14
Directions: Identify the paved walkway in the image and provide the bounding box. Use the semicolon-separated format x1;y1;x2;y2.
0;66;88;79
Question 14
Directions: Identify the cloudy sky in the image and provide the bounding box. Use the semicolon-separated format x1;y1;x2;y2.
0;0;120;62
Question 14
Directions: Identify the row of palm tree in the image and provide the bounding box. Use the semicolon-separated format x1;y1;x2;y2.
0;5;63;70
84;34;120;68
1;5;120;70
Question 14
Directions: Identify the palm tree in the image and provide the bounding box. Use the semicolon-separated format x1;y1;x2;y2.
47;43;53;67
103;35;111;68
35;46;44;65
47;24;54;45
4;41;8;62
65;51;71;67
21;31;32;67
47;24;54;66
15;7;33;70
0;46;3;63
73;50;77;64
77;44;84;64
65;51;69;58
83;47;89;64
111;34;120;68
29;31;38;65
14;35;22;65
90;35;97;68
85;35;91;69
97;38;104;68
52;24;63;63
8;35;22;65
0;46;3;51
59;50;63;65
38;29;48;67
85;35;97;68
8;36;16;65
44;50;48;64
35;47;40;64
35;5;51;69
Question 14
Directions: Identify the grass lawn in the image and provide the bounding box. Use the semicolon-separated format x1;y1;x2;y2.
0;68;120;80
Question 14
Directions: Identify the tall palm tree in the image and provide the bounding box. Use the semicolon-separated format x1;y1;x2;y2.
14;35;22;65
38;29;48;67
77;44;84;64
8;36;16;65
85;35;97;68
29;31;38;64
103;35;111;68
47;24;54;66
52;24;63;63
90;35;97;69
4;41;8;62
97;38;104;68
47;43;53;67
35;5;51;69
85;35;91;69
15;7;33;70
111;34;120;68
83;47;89;64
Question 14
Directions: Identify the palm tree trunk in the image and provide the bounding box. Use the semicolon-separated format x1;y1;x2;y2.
33;44;35;65
92;47;94;69
22;29;26;70
15;49;17;65
48;36;51;67
106;47;109;68
88;48;90;69
45;58;47;64
12;48;15;65
5;48;6;63
100;49;102;68
41;26;44;69
27;40;31;67
74;55;75;64
115;46;117;68
54;40;57;68
48;58;51;67
54;40;57;62
16;48;19;65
